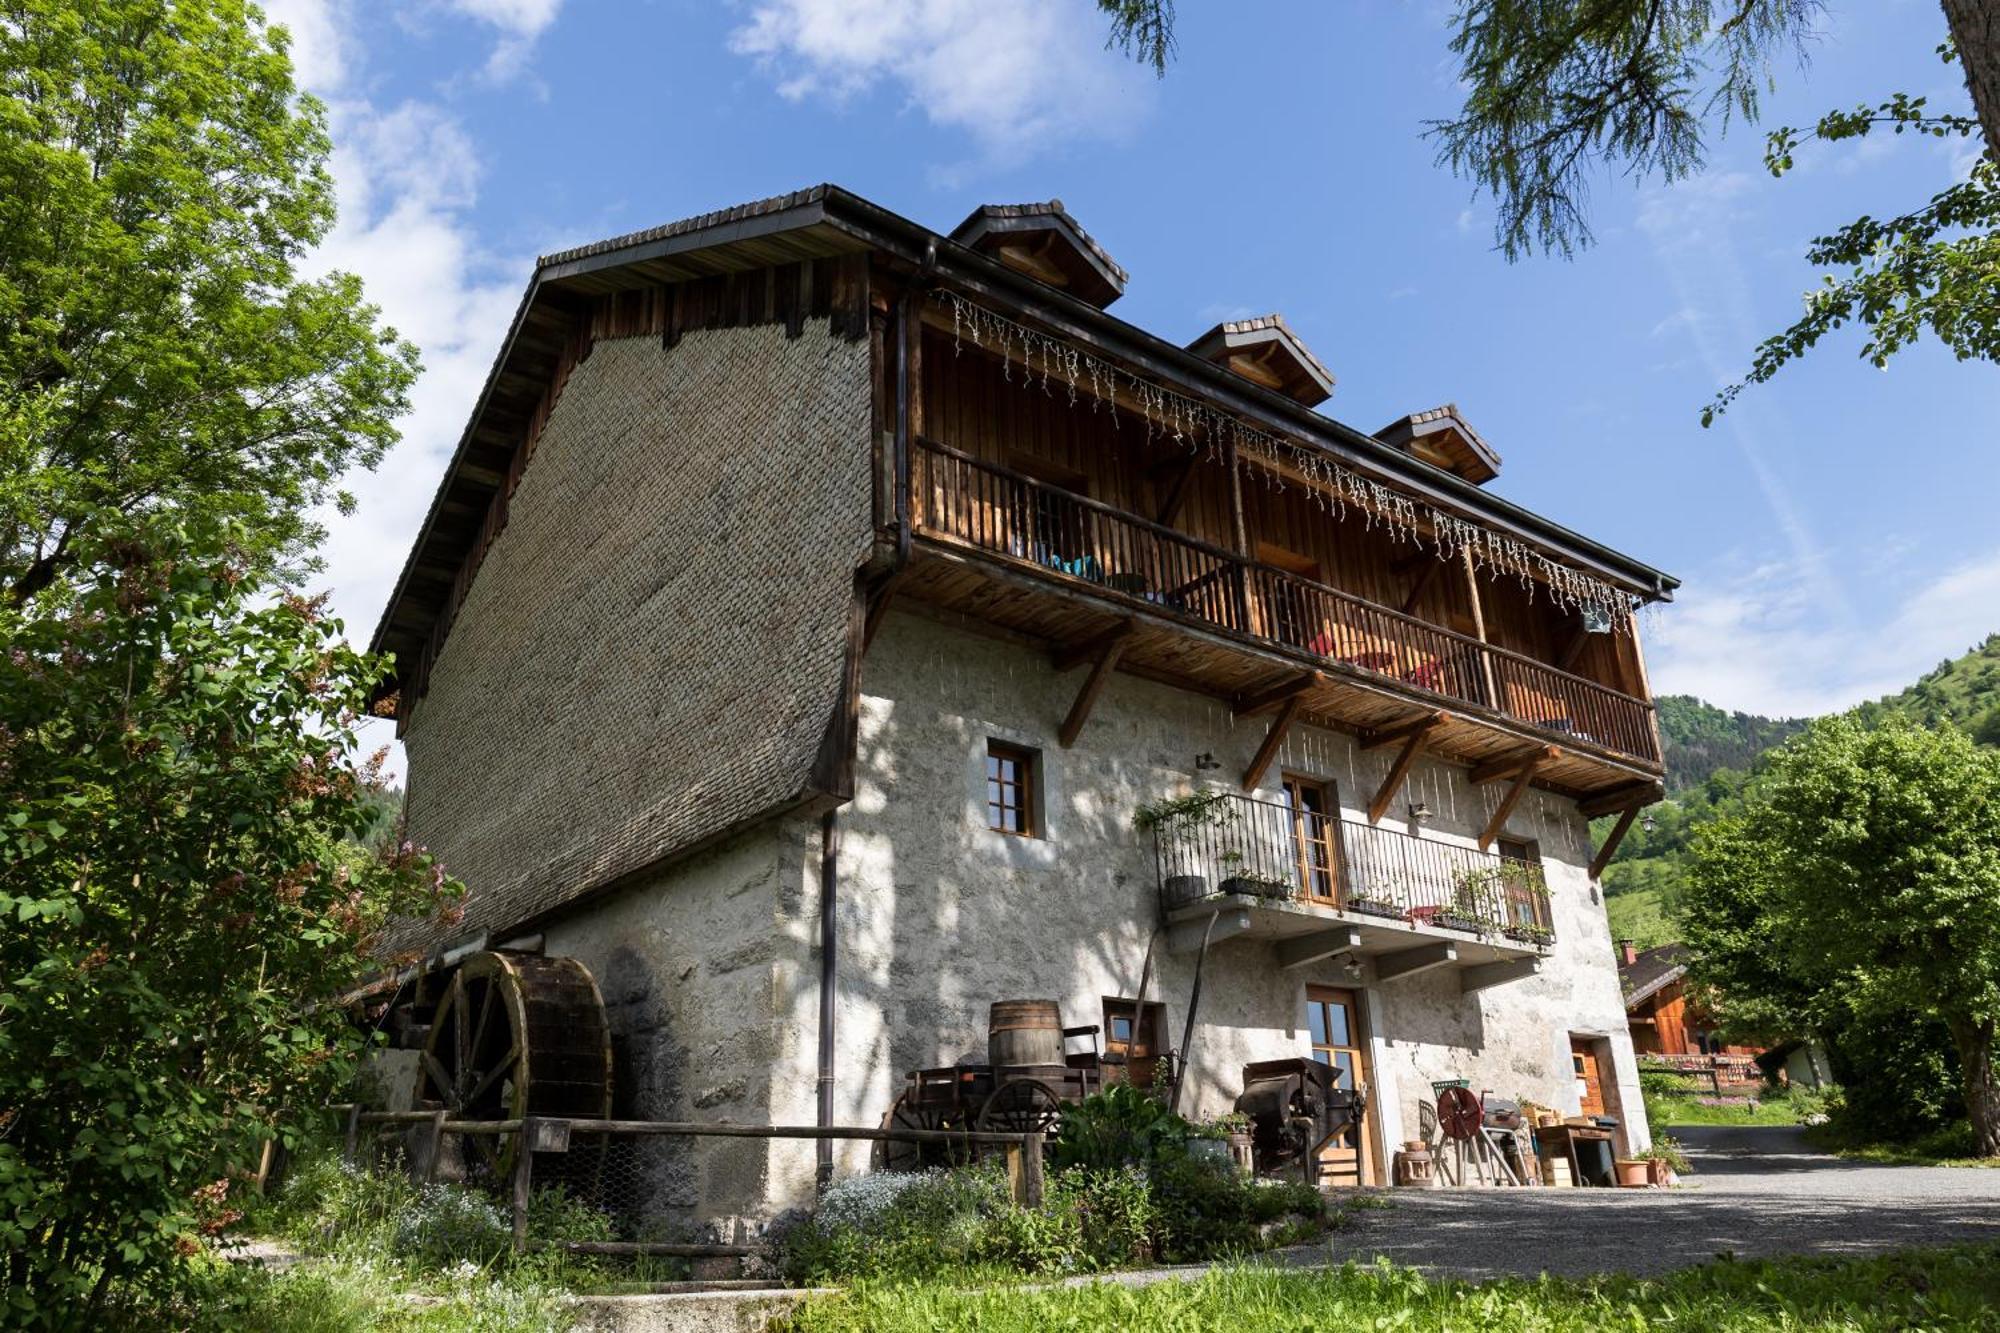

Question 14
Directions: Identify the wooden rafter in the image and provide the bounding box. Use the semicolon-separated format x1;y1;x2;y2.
1579;780;1663;819
1469;745;1557;785
1588;804;1641;880
1556;618;1592;672
1366;713;1447;824
1057;623;1134;748
1361;710;1449;751
1233;672;1320;718
861;568;910;653
1479;749;1552;850
1241;695;1303;791
1052;619;1136;674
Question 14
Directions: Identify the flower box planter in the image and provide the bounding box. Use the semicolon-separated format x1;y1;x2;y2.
1162;874;1211;909
1345;897;1406;921
1220;875;1292;901
1502;926;1556;948
1410;905;1485;934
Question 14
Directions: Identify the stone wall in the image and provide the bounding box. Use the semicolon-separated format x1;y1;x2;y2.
808;609;1648;1190
400;323;872;950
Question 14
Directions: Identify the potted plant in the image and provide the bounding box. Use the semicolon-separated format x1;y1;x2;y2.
1135;791;1239;907
1345;895;1406;921
1613;1157;1652;1188
1637;1136;1690;1186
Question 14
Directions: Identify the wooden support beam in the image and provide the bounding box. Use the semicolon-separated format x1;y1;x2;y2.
1579;780;1664;819
861;568;909;652
1233;672;1320;719
1051;619;1135;674
1479;751;1551;851
1368;724;1435;824
1470;745;1558;785
1361;710;1448;751
1166;909;1252;954
1399;559;1443;614
1058;629;1131;748
1153;456;1196;526
1589;805;1640;880
1375;942;1457;982
1275;927;1363;971
1461;957;1541;994
1241;695;1303;791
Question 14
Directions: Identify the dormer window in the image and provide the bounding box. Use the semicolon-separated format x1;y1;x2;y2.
950;201;1128;309
1185;315;1335;407
1376;405;1502;485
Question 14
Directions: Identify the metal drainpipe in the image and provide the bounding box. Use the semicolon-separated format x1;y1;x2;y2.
815;808;840;1193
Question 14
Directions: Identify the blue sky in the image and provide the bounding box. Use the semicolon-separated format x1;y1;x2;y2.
281;0;1999;736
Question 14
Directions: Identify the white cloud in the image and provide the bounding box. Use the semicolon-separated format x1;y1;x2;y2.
1648;549;2000;719
268;0;554;779
442;0;565;81
729;0;1152;159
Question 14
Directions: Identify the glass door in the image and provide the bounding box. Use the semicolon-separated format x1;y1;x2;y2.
1281;774;1341;905
1306;985;1373;1186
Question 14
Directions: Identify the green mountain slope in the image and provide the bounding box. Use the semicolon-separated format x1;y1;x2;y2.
1598;633;2000;947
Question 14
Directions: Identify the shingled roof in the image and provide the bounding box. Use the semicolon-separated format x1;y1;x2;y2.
1620;942;1690;1007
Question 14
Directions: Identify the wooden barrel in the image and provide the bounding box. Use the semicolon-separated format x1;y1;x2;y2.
988;1000;1063;1068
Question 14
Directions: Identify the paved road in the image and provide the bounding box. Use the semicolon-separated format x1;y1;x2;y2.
1271;1125;2000;1280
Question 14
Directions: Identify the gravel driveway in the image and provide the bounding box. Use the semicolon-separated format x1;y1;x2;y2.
1270;1125;2000;1280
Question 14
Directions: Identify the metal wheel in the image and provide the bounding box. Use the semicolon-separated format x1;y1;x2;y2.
974;1077;1063;1155
1435;1085;1483;1142
415;951;612;1183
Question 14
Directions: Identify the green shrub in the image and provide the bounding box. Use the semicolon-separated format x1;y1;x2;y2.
1051;1083;1190;1172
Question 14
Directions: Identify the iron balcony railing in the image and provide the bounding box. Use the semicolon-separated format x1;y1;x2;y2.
912;437;1660;766
1148;792;1555;945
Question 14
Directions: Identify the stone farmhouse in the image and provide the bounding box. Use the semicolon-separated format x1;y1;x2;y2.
369;186;1677;1225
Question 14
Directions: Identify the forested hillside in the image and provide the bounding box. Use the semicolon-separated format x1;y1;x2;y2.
1600;633;2000;946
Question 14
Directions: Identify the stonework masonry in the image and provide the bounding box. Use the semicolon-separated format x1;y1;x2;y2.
399;324;873;951
805;608;1648;1190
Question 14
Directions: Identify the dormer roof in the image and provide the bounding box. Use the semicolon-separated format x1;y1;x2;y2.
1185;314;1334;407
1377;404;1501;485
949;200;1127;308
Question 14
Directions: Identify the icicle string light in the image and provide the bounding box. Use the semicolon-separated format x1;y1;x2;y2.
936;289;1639;628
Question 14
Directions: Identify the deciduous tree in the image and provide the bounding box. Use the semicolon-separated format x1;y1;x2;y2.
1682;718;2000;1156
1095;1;2000;420
0;0;417;603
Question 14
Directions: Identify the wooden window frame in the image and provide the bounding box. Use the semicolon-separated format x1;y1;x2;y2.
1281;772;1341;905
985;740;1039;837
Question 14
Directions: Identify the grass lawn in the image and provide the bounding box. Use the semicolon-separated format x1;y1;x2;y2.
773;1245;2000;1332
1650;1092;1810;1127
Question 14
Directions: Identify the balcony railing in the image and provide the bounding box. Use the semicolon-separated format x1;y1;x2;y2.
1148;792;1554;945
913;437;1659;766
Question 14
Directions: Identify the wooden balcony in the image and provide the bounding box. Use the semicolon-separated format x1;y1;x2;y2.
1150;792;1551;989
904;439;1663;797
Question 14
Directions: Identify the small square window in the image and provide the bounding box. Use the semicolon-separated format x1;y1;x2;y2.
985;741;1038;837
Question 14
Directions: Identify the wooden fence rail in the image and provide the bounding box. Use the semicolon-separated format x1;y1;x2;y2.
329;1107;1045;1257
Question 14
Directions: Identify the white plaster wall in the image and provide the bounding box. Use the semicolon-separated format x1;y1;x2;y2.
814;610;1649;1191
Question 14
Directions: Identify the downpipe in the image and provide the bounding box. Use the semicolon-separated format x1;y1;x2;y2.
815;808;840;1193
1170;911;1223;1115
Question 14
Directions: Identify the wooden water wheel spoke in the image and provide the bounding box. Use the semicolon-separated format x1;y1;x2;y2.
411;951;613;1183
465;1048;518;1106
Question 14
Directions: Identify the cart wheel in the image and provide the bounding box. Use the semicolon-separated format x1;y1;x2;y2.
876;1092;943;1173
975;1078;1063;1155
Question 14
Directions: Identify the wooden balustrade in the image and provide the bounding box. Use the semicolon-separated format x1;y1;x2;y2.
913;437;1659;767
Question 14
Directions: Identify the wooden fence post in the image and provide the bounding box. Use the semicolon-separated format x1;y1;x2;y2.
511;1120;534;1253
1006;1133;1045;1208
343;1104;361;1165
427;1109;447;1183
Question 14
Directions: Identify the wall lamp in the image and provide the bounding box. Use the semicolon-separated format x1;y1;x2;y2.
1408;801;1434;825
1194;752;1221;772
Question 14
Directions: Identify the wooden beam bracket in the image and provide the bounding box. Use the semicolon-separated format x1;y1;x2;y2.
1241;695;1303;791
1375;942;1458;982
1057;624;1134;748
1579;780;1664;819
1367;714;1447;824
1233;672;1320;719
1588;804;1642;880
1052;619;1136;675
1478;749;1553;850
1275;927;1363;971
1470;745;1558;786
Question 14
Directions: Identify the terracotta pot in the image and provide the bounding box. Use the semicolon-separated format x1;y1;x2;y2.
1614;1158;1651;1188
1646;1158;1671;1187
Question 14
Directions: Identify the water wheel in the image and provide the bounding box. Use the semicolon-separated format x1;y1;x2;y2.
415;951;612;1183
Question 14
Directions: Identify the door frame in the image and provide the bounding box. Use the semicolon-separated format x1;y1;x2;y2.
1305;983;1377;1187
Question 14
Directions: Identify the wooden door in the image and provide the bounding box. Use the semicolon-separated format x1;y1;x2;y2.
1571;1038;1607;1117
1307;986;1373;1186
1103;998;1166;1089
1281;775;1340;906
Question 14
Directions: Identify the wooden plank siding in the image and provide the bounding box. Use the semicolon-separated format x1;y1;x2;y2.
911;327;1659;788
